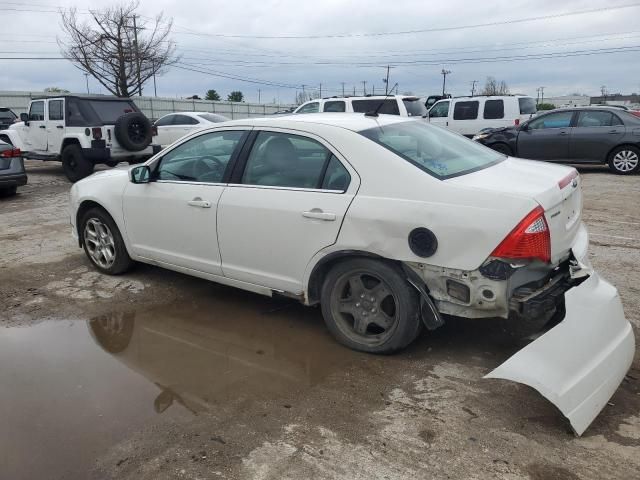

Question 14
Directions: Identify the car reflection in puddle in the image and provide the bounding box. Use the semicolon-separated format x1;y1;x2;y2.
88;297;353;415
0;291;355;480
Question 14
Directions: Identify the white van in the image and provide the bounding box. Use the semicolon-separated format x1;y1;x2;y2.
294;95;428;118
427;95;537;136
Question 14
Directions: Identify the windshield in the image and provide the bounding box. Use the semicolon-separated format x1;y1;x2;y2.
403;98;428;116
88;100;138;123
518;97;537;115
359;121;504;179
0;109;16;121
198;113;229;123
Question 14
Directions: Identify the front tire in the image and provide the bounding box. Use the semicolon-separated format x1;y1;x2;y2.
62;144;94;182
320;258;422;354
608;145;640;174
80;207;133;275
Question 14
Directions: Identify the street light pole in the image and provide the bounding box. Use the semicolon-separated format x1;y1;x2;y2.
441;69;451;96
84;73;89;94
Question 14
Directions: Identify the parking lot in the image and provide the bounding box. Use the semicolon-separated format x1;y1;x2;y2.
0;161;639;480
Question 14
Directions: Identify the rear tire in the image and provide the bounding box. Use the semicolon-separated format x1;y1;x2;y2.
608;145;640;174
80;207;133;275
62;144;94;182
320;258;422;354
490;142;513;156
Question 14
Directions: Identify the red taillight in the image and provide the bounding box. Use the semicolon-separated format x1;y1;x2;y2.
558;169;578;189
92;127;102;140
491;206;551;263
0;148;21;158
152;125;158;136
514;118;520;126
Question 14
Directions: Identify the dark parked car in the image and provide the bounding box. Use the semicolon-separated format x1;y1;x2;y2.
0;108;17;131
473;107;640;174
0;140;27;196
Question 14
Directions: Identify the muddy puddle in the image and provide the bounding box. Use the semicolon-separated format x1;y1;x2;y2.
0;292;355;479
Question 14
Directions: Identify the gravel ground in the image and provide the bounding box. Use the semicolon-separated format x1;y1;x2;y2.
0;161;638;480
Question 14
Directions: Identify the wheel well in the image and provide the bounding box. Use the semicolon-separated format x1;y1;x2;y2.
605;143;640;162
489;141;513;155
306;251;401;305
75;200;108;246
61;138;80;152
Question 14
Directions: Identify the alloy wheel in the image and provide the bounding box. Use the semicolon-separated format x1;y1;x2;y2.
612;149;639;172
84;217;116;269
330;270;399;346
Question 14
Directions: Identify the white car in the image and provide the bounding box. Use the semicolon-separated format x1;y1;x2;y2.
294;95;428;117
153;111;230;147
69;113;634;435
427;95;537;136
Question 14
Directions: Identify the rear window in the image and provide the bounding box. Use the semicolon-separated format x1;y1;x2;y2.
88;100;138;124
403;98;428;117
352;99;400;115
359;121;503;179
483;100;504;119
518;97;537;115
198;113;229;123
453;101;479;120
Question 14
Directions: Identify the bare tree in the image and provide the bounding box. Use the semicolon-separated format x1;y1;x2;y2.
58;1;178;97
481;76;510;96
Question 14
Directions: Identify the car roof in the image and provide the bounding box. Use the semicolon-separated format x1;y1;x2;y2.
217;112;411;132
29;95;134;102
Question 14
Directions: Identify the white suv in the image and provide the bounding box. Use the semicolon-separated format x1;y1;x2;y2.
294;95;428;118
427;95;537;136
1;96;156;182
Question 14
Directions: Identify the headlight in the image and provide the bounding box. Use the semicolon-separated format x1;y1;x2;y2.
472;133;489;141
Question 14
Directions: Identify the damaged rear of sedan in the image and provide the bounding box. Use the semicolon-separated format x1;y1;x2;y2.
69;114;634;435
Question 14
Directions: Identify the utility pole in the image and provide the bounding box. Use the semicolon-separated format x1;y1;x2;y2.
302;84;307;101
319;83;322;98
372;85;375;95
441;69;451;96
600;85;607;104
341;82;345;96
84;73;89;94
132;15;142;96
362;80;367;95
539;86;545;105
470;80;478;96
384;65;391;95
152;60;157;97
258;89;261;103
353;85;356;96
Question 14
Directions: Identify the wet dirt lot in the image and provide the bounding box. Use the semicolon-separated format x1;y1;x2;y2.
1;161;639;480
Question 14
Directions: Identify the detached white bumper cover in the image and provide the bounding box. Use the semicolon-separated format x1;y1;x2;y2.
486;272;635;435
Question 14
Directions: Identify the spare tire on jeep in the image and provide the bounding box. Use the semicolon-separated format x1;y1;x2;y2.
114;112;152;152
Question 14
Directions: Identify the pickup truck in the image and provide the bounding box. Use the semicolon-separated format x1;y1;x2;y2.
0;96;158;182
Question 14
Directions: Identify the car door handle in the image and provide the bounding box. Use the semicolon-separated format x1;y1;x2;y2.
56;125;64;129
608;130;621;134
187;198;211;208
302;209;336;221
559;130;568;135
39;125;46;129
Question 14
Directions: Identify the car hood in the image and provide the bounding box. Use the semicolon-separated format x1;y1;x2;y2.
447;158;581;264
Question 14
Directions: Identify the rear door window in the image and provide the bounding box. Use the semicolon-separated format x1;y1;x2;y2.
576;111;616;127
453;101;479;120
48;100;64;121
155;115;175;127
352;99;400;115
28;101;45;121
483;100;504;119
518;97;537;115
172;114;199;125
323;101;346;112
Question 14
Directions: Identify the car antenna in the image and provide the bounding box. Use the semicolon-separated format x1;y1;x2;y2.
365;83;399;117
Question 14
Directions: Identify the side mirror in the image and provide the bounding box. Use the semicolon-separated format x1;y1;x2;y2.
130;165;151;184
520;123;529;131
20;113;29;124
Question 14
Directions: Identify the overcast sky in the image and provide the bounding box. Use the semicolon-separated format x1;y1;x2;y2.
1;0;639;104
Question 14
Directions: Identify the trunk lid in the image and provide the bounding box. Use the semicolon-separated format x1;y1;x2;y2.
447;158;582;264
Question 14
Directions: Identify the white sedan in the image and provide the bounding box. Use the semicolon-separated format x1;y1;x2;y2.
153;111;229;147
70;113;634;435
